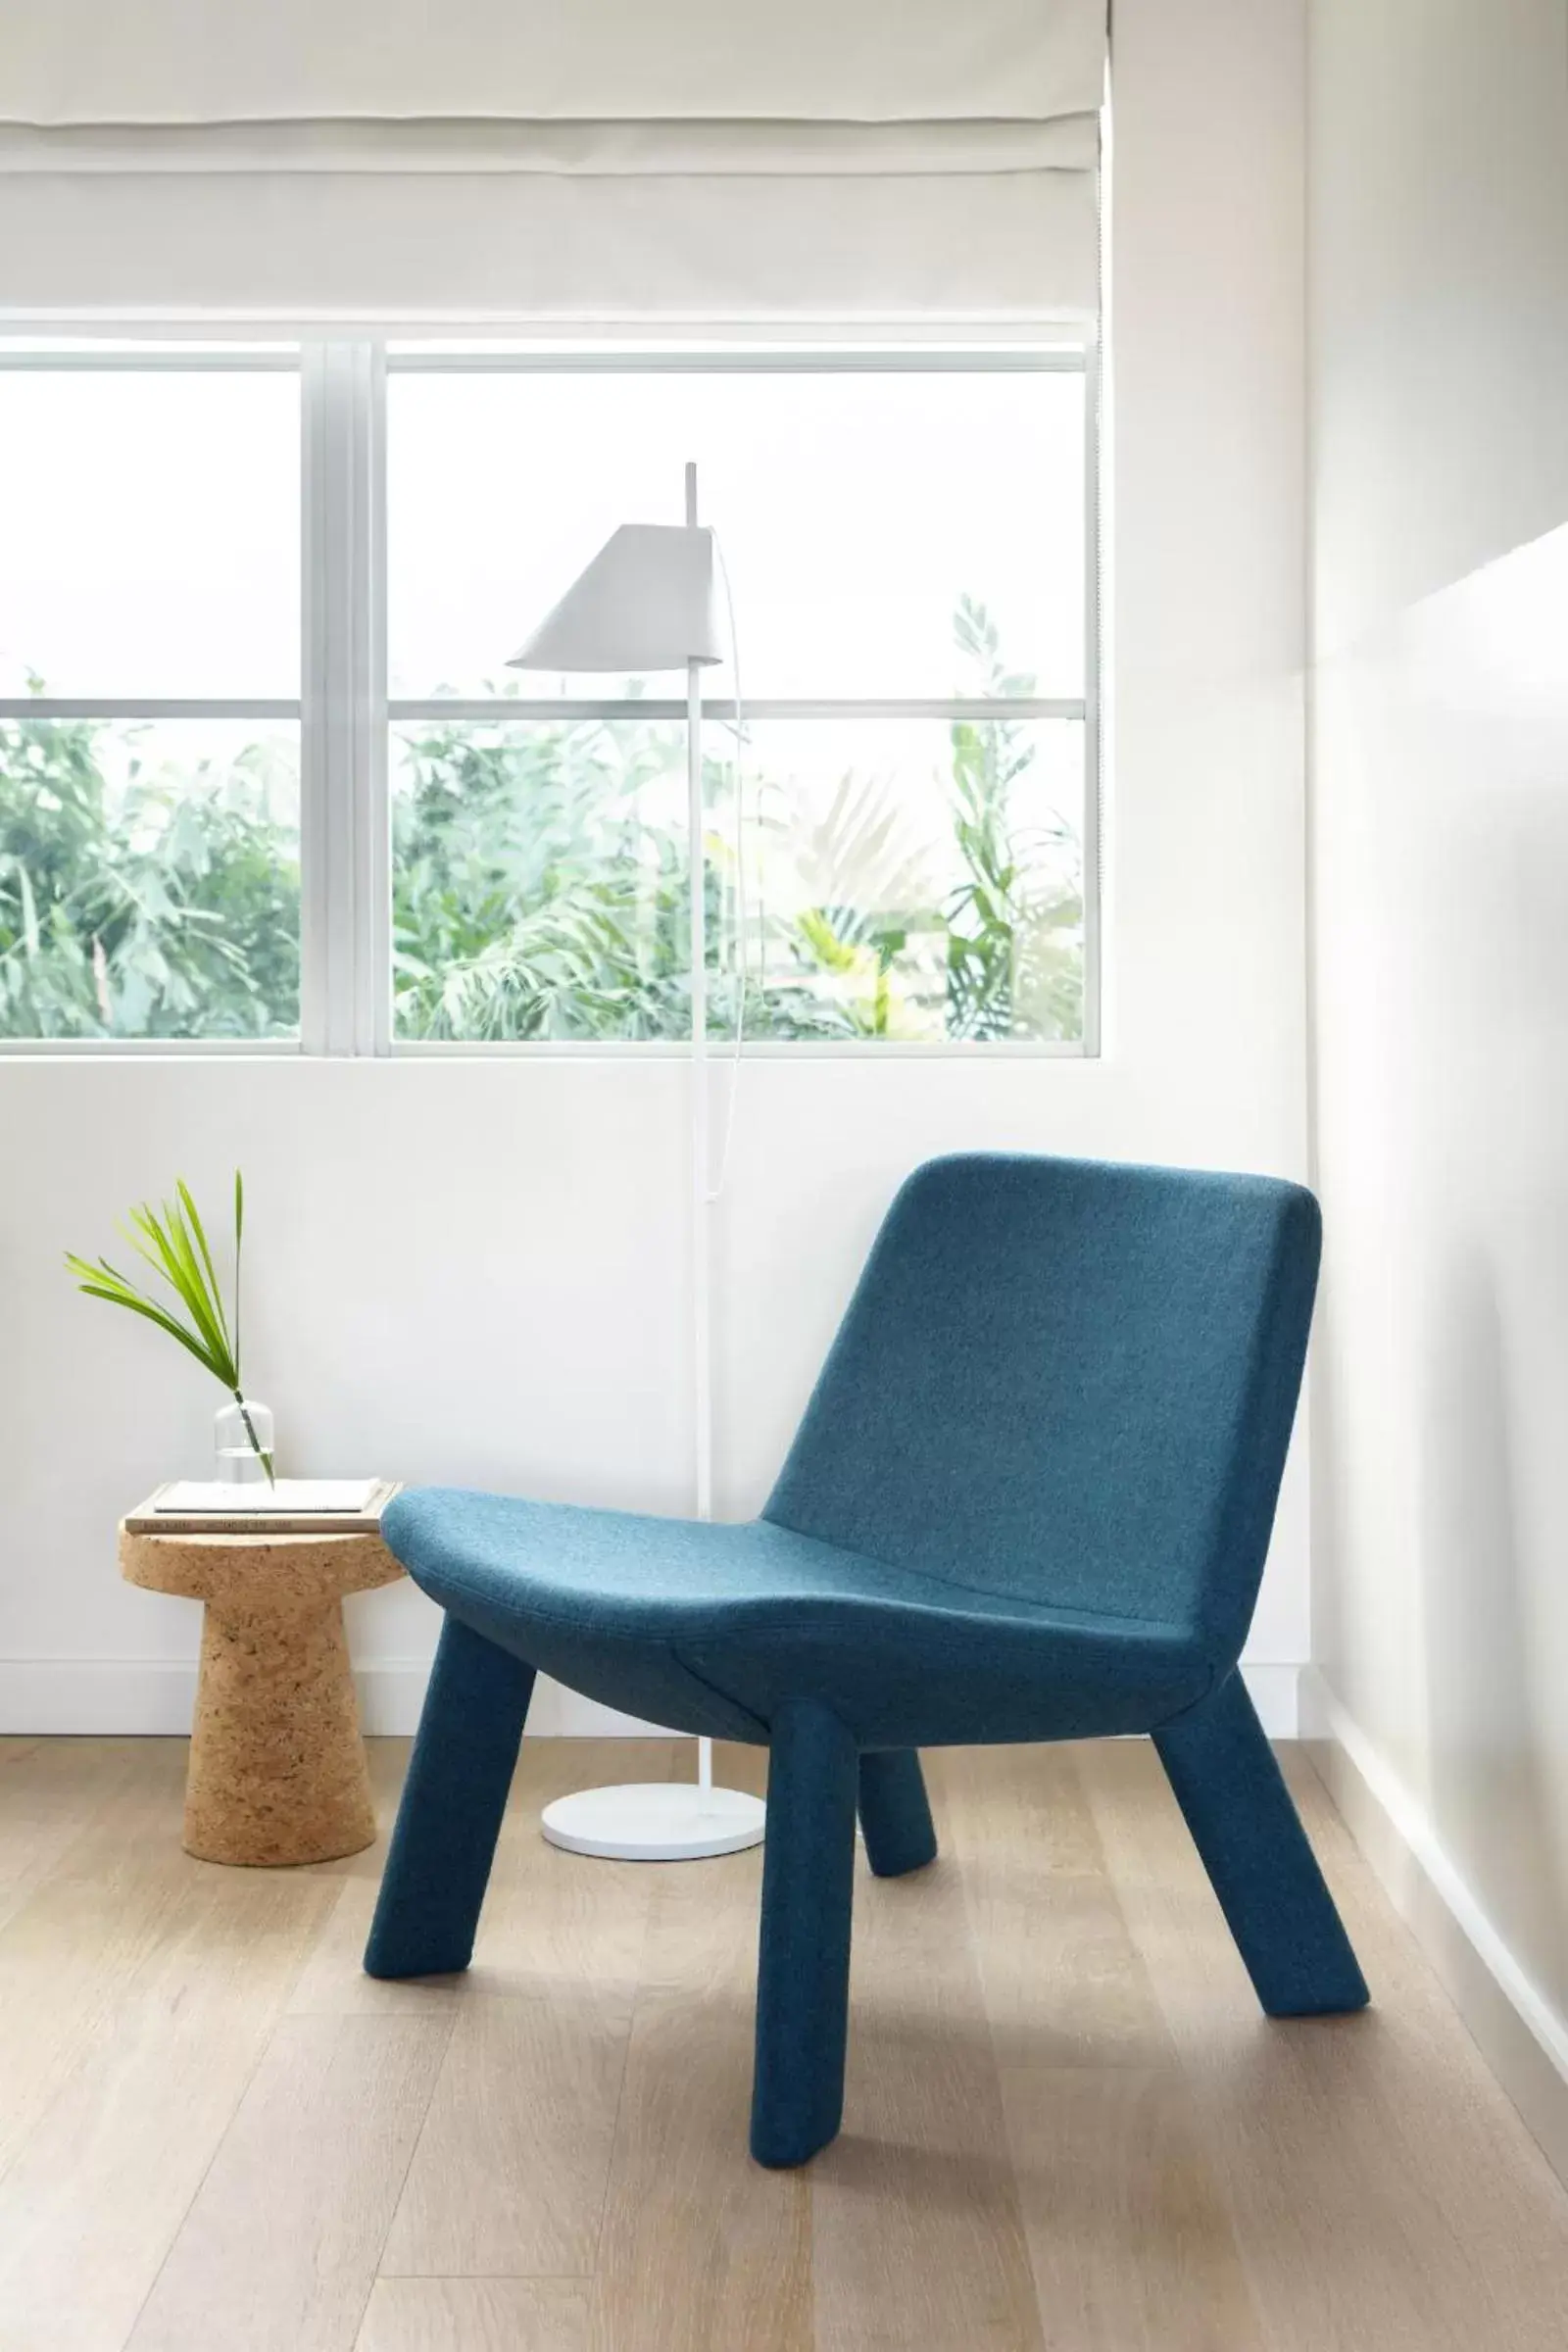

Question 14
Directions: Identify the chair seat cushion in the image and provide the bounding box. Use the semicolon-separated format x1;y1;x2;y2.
383;1487;1214;1747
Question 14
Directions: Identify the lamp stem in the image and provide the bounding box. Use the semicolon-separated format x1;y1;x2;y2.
687;463;716;1808
691;651;711;1528
526;460;765;1861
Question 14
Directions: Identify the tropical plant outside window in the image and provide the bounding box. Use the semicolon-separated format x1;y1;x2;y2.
0;349;1093;1048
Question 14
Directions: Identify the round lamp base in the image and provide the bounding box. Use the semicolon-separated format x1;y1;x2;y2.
540;1781;766;1861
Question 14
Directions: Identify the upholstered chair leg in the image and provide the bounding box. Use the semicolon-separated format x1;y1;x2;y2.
751;1697;858;2168
1153;1670;1369;2016
858;1747;938;1878
365;1614;535;1980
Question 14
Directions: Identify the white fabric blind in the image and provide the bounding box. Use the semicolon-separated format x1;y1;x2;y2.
0;1;1105;318
3;2;1104;129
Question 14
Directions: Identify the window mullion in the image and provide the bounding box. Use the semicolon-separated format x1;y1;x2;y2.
301;340;387;1056
1081;330;1102;1059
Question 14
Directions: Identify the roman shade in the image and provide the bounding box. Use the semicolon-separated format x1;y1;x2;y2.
0;1;1106;318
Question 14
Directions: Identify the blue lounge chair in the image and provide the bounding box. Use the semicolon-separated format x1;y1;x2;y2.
365;1152;1367;2166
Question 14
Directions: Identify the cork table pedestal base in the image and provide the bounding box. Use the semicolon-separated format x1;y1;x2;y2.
120;1521;404;1867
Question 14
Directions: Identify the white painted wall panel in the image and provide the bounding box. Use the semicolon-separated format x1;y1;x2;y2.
1308;0;1568;2078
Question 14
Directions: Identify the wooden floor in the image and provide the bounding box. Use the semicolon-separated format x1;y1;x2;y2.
0;1738;1564;2352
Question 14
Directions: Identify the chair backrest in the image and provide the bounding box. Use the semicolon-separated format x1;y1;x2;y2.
763;1153;1320;1659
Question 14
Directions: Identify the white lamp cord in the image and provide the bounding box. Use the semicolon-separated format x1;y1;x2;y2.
693;528;744;1812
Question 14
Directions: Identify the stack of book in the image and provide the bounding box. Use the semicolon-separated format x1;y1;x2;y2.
123;1479;399;1536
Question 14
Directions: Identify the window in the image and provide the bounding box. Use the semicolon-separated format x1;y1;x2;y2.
1;342;1097;1053
0;353;301;1040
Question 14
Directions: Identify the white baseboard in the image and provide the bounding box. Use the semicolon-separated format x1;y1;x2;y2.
1299;1665;1568;2185
0;1659;661;1740
0;1656;1299;1739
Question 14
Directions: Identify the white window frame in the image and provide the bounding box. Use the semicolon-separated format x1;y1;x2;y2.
0;334;1100;1058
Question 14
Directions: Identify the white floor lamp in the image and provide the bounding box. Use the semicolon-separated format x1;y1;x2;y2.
508;464;767;1860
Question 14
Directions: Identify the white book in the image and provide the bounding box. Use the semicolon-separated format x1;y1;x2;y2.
154;1479;383;1516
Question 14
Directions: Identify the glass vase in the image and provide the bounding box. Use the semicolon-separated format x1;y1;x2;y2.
214;1395;275;1486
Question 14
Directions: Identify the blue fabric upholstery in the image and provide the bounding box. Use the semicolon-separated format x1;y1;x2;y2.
368;1152;1368;2165
365;1613;533;1981
858;1747;938;1879
378;1494;1212;1747
1153;1668;1368;2016
765;1153;1321;1655
753;1698;859;2165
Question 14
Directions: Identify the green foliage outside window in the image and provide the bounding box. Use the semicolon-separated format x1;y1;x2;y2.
0;605;1083;1045
0;698;299;1040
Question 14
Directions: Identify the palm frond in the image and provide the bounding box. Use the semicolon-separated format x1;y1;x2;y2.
178;1179;231;1356
233;1169;245;1378
65;1171;269;1478
123;1200;236;1384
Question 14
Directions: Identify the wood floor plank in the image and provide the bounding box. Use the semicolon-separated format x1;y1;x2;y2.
936;1746;1263;2348
2;1735;1565;2352
356;2278;590;2352
1082;1737;1568;2352
0;1868;339;2352
0;1738;128;1935
375;1741;675;2278
125;2015;451;2352
933;1744;1172;2072
811;1780;1046;2352
471;1740;678;1993
1000;2067;1266;2352
0;1740;198;2175
380;1990;635;2278
588;1742;812;2352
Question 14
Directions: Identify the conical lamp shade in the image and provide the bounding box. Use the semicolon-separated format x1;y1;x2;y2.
509;522;723;674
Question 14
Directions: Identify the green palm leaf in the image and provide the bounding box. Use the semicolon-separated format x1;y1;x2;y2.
64;1169;270;1480
124;1201;236;1384
233;1169;245;1376
178;1180;231;1355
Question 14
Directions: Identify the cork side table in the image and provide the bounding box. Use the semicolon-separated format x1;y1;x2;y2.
120;1514;405;1867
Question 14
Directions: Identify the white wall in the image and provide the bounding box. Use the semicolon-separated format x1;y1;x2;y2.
1306;0;1568;2164
0;0;1315;1735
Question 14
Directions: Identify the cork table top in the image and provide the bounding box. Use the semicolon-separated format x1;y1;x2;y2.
120;1488;406;1613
